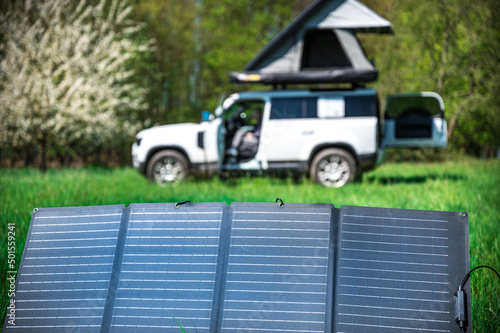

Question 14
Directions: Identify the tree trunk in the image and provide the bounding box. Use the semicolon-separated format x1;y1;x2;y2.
57;151;71;167
9;150;15;167
24;146;34;167
58;152;65;167
40;140;47;172
437;0;450;95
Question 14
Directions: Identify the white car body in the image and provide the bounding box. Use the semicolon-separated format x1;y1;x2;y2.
132;88;447;187
132;122;218;168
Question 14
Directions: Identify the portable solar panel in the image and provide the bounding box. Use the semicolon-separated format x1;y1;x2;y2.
6;205;125;332
108;203;227;333
334;206;470;333
3;203;470;333
219;203;334;332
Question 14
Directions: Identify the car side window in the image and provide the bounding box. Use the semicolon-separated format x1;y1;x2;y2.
386;95;442;118
270;97;317;119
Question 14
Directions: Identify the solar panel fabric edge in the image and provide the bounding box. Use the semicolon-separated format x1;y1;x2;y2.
2;205;126;333
334;205;470;333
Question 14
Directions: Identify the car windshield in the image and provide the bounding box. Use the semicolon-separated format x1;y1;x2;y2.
214;94;238;118
214;94;228;117
223;101;264;124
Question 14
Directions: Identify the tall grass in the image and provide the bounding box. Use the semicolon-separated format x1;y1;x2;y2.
1;158;499;331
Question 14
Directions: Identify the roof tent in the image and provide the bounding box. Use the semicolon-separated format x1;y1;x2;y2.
4;202;470;332
229;0;393;85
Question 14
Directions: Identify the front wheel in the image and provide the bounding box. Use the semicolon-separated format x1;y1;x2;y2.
146;150;189;183
310;148;356;188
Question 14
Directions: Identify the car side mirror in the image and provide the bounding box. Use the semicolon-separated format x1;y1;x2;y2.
201;110;214;122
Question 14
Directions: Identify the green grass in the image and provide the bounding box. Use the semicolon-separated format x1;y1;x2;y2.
1;158;499;331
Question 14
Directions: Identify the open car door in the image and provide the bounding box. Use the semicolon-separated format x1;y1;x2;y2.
218;99;265;170
382;92;447;148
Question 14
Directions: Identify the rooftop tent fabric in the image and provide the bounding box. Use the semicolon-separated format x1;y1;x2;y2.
229;0;393;85
314;0;393;33
229;29;377;84
302;30;352;69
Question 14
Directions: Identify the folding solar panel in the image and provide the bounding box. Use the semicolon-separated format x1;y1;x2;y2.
7;205;125;332
334;206;469;333
108;203;226;332
219;203;334;332
4;202;470;333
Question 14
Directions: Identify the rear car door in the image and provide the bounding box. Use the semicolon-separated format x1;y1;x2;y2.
382;92;447;148
263;96;319;163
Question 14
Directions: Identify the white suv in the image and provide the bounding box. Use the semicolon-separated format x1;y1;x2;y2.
132;88;446;187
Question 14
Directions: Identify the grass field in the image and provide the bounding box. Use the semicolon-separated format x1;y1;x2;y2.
1;159;499;331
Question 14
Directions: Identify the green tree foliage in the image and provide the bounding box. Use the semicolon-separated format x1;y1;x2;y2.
132;0;314;124
360;0;500;156
199;0;313;110
132;0;198;124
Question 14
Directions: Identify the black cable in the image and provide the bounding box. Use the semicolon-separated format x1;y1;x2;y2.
459;265;500;291
455;265;500;332
175;200;191;208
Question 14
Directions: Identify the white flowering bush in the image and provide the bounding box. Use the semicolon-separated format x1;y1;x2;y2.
0;0;152;169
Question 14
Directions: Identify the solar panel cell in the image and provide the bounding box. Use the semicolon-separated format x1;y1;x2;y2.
109;203;226;333
6;205;124;333
219;203;334;333
334;206;469;333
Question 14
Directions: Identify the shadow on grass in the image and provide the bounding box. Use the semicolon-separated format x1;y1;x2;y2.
217;171;306;187
364;173;466;185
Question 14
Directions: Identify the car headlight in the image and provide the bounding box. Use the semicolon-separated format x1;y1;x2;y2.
135;137;142;146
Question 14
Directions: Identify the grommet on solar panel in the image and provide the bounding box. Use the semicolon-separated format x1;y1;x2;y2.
175;200;191;208
275;198;284;207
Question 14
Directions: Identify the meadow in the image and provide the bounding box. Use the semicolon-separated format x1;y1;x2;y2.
1;158;499;331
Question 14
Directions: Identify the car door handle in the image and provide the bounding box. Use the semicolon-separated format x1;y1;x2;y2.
302;130;314;135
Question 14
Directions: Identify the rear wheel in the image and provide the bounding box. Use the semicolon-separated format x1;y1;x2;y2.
310;148;356;188
146;150;188;183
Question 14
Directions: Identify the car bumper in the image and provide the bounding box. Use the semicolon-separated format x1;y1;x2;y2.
359;152;378;172
131;143;146;174
133;159;146;174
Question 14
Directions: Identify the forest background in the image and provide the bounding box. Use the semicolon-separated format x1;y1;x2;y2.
0;0;499;170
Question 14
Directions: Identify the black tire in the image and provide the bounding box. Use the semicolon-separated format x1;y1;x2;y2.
146;150;189;183
310;148;356;188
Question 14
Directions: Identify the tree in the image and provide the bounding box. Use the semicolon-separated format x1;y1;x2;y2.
361;0;500;157
132;0;199;124
199;0;315;112
0;0;152;170
132;0;314;125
